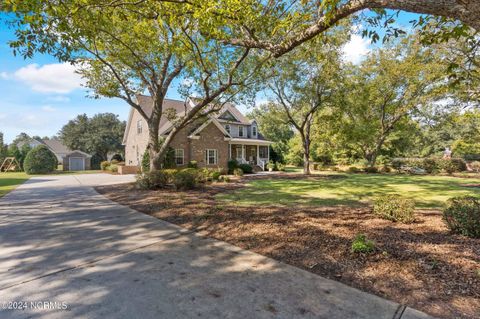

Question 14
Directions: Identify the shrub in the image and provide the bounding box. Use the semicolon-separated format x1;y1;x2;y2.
23;145;58;174
91;153;103;170
266;161;276;170
233;168;244;176
136;170;169;189
111;159;119;165
373;195;416;223
228;159;238;174
439;158;467;174
422;158;438;174
142;150;150;172
351;234;375;254
277;163;286;171
347;166;359;173
211;171;221;181
219;175;231;183
238;163;253;174
470;161;480;173
364;166;378;173
107;164;118;173
100;161;111;171
443;196;480;238
187;160;198;169
173;169;198;190
391;158;405;171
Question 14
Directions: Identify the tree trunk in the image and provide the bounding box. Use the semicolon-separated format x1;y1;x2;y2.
302;135;311;175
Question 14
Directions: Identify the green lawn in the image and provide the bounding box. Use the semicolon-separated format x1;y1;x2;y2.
218;173;480;208
0;172;30;198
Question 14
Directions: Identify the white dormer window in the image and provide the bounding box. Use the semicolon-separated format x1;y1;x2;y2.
225;124;231;134
252;125;257;138
238;126;244;137
137;120;143;134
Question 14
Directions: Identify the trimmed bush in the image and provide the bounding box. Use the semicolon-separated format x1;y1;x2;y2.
228;159;238;174
107;164;118;173
233;168;244;176
101;161;111;171
187;160;198;169
351;234;375;254
379;165;391;173
277;163;286;171
373;195;415;223
173;169;198;190
135;169;176;189
238;163;253;174
443;196;480;238
364;166;378;174
23;145;58;174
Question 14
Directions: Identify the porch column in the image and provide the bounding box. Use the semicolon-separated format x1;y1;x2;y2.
256;145;259;165
267;145;270;161
242;144;245;162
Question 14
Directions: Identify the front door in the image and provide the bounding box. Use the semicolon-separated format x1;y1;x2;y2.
235;146;243;162
250;148;256;164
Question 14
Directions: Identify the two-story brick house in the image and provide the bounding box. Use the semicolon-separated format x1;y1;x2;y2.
123;95;273;170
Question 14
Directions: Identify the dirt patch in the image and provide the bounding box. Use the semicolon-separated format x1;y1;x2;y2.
96;181;480;319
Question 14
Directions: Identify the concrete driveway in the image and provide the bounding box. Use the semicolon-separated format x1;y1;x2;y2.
0;174;433;319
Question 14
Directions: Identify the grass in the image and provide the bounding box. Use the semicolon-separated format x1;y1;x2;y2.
217;172;480;208
0;172;30;198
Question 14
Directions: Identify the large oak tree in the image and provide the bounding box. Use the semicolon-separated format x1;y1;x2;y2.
3;0;266;171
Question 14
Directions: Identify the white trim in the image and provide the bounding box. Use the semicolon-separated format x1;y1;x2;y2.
238;125;244;137
205;149;218;165
252;125;257;138
175;149;184;165
69;157;85;171
188;117;231;138
218;109;242;122
67;150;92;158
188;136;200;140
122;107;135;145
225;138;274;146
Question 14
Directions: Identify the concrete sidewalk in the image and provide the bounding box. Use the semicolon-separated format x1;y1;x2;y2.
0;174;434;318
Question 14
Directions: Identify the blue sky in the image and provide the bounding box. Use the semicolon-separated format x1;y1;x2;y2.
0;10;419;143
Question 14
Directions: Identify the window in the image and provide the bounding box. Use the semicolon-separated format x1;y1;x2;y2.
137;120;143;134
238;126;244;137
252;125;257;137
205;149;218;165
175;149;184;165
225;124;231;134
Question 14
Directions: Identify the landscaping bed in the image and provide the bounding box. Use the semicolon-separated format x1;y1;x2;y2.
96;175;480;319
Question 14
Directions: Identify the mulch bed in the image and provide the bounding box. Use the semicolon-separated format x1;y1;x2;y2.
96;176;480;319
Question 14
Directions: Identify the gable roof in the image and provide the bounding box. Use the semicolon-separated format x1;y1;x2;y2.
122;95;191;143
41;139;70;154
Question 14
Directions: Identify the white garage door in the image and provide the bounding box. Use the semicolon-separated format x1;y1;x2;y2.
69;157;85;171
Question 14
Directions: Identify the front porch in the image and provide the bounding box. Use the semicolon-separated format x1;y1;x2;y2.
229;143;270;170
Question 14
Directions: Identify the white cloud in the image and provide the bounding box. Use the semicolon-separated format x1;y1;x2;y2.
41;105;56;112
0;72;8;80
13;63;84;94
46;95;71;103
343;34;371;64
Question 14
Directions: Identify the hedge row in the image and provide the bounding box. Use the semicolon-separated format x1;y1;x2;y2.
136;167;229;190
391;158;467;174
